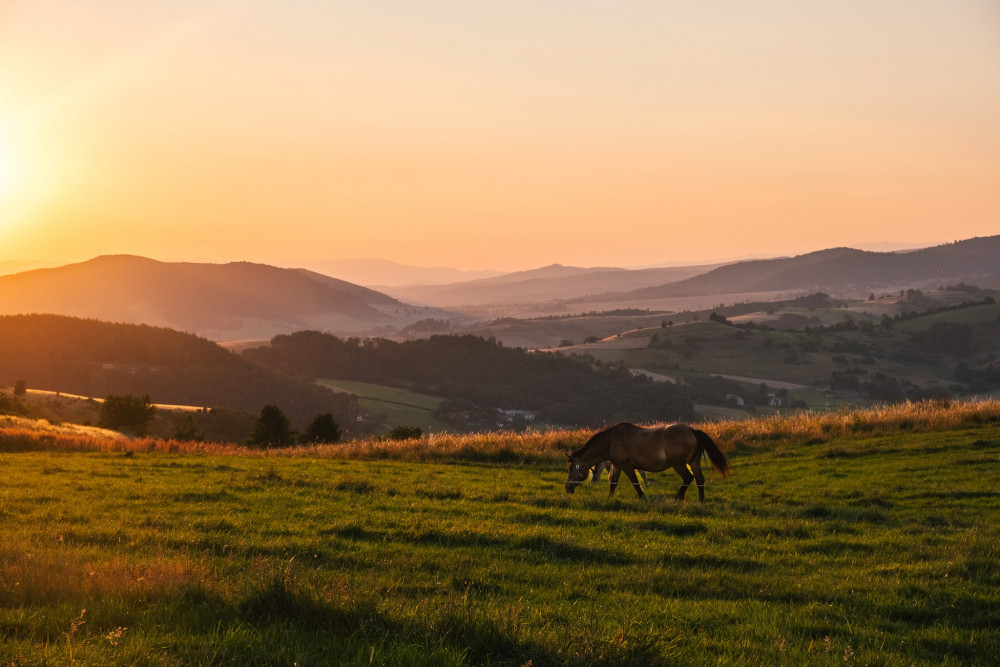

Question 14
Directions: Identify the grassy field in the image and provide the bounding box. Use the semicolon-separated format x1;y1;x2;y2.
317;379;452;434
1;401;999;665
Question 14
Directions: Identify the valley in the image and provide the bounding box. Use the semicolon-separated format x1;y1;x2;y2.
1;237;999;442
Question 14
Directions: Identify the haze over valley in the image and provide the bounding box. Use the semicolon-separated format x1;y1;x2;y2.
2;236;998;438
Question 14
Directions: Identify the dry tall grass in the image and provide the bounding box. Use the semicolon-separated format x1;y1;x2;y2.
3;398;998;462
707;398;1000;450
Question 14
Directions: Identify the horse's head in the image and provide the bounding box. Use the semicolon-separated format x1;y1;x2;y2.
565;454;589;494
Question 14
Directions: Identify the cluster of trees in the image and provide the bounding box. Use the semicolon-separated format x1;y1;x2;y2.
246;405;342;448
245;332;695;427
98;394;157;436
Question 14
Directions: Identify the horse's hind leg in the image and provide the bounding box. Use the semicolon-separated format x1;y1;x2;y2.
673;464;694;501
690;458;707;502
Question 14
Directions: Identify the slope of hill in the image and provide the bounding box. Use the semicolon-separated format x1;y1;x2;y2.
0;255;446;340
294;258;502;287
243;331;696;427
383;263;721;307
0;314;361;430
557;291;1000;407
620;236;1000;300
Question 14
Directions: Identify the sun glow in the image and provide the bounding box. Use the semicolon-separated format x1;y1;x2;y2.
0;123;22;207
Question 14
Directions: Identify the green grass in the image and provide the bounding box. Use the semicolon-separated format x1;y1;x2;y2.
890;303;1000;331
2;416;999;664
318;379;452;433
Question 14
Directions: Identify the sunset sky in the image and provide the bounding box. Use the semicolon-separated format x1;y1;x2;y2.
1;1;998;273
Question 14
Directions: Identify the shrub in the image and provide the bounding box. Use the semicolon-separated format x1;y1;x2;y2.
388;426;423;441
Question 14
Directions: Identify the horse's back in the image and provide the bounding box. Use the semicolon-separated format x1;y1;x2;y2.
610;423;698;472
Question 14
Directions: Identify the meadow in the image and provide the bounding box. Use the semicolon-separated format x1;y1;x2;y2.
1;400;999;665
317;379;452;434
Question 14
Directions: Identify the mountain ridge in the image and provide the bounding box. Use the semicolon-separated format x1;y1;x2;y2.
0;255;439;341
617;237;1000;300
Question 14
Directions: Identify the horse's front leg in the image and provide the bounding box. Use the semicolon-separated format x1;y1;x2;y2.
608;465;622;496
621;466;647;499
672;464;694;501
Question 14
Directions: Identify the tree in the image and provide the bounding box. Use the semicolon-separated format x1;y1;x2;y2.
99;394;156;436
247;404;296;448
301;413;341;444
13;380;27;396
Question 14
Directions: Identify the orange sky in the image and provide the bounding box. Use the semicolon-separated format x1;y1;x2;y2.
1;1;998;272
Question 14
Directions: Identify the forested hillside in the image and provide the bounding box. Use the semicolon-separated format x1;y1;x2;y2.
0;315;360;428
621;236;1000;300
244;331;695;426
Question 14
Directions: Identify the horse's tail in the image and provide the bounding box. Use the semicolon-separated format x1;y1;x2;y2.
692;428;730;478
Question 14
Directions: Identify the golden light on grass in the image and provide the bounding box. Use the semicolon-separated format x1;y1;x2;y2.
3;398;999;460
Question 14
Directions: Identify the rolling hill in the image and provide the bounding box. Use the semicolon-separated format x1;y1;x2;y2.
294;258;502;287
377;237;999;313
0;313;361;430
0;255;449;341
617;236;1000;301
382;263;722;307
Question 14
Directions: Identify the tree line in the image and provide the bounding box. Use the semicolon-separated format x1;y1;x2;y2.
244;331;695;427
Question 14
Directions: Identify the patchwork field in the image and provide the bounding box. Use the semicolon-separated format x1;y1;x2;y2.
318;379;452;434
1;402;998;665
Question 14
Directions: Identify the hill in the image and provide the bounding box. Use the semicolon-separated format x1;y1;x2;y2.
243;331;696;428
294;258;502;287
555;290;1000;410
382;263;721;307
0;314;361;431
619;236;1000;301
0;255;449;341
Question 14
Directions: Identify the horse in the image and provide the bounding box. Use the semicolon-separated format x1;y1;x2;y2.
589;461;647;487
566;422;730;501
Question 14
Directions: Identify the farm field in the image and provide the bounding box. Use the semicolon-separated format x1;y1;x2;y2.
1;406;998;664
317;378;452;434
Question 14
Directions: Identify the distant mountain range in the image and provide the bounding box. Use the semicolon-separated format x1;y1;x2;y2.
292;258;502;287
0;255;448;341
384;237;1000;309
1;237;995;341
615;236;1000;301
381;263;723;307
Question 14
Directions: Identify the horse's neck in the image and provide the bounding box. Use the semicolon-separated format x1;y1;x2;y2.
578;435;612;465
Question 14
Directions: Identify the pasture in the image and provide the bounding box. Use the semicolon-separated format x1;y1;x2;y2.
1;407;999;664
317;378;452;434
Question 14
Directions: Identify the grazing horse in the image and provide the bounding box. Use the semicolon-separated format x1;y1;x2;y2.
567;423;730;501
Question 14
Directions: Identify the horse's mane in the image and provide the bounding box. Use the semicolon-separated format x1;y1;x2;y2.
570;422;638;458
